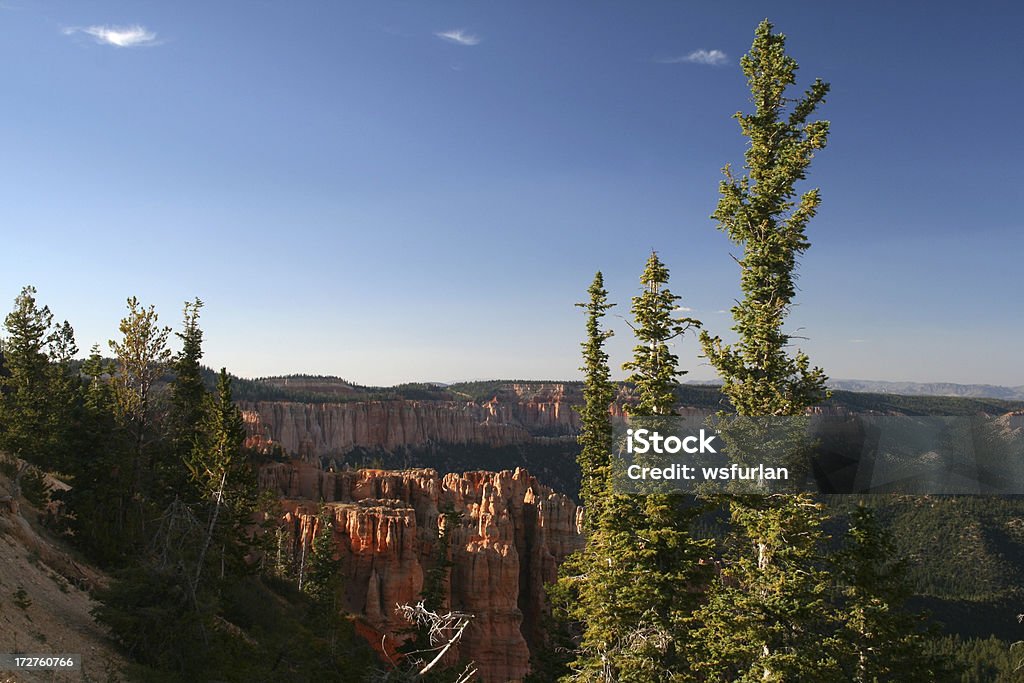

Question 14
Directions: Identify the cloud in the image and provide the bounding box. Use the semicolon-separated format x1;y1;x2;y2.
435;29;480;46
675;306;693;312
63;24;158;48
656;49;728;66
849;339;869;344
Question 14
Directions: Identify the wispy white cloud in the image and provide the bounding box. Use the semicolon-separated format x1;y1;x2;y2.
849;339;869;344
656;49;728;66
63;24;158;48
676;306;693;312
435;29;480;46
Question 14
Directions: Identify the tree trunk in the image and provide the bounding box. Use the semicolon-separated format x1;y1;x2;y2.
192;469;228;604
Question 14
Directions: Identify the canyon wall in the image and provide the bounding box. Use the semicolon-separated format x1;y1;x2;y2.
240;384;581;460
262;463;584;683
242;400;529;457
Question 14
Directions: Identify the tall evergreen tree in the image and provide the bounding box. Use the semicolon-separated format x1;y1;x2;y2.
45;319;81;473
164;298;207;502
836;505;944;682
553;273;611;680
109;296;172;533
170;299;206;440
692;20;842;681
556;257;709;682
187;368;257;596
0;287;81;474
691;496;842;681
422;505;460;612
551;272;620;681
0;286;56;466
699;18;830;418
303;508;343;610
59;345;134;565
623;253;700;416
554;497;654;682
575;272;616;519
620;253;707;681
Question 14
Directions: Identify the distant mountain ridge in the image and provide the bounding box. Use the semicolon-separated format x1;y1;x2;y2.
203;370;1024;405
827;379;1024;401
683;378;1024;402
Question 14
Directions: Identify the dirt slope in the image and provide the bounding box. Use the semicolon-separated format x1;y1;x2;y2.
0;473;126;683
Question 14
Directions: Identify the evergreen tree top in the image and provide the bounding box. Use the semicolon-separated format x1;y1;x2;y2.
701;18;830;417
624;252;700;417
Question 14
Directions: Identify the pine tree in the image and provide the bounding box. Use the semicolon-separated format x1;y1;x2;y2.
422;505;460;612
691;496;843;681
554;499;652;682
164;298;208;503
0;288;81;475
619;252;707;681
699;19;830;418
304;508;343;609
623;253;700;417
187;368;256;596
575;272;616;520
44;319;81;473
109;296;172;532
555;257;709;682
836;505;944;682
59;345;134;565
170;299;206;442
0;286;56;466
691;20;843;681
551;272;622;681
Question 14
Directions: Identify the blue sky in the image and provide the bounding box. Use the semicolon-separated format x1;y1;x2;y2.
2;1;1022;386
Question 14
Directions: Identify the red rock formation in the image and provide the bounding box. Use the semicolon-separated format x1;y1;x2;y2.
242;400;531;458
240;385;581;460
264;464;584;683
491;384;582;435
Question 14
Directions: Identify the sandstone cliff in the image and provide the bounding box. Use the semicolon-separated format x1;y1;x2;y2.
242;400;530;458
261;464;583;683
240;384;581;462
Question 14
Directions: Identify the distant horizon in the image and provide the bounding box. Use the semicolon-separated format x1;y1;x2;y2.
220;371;1024;397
